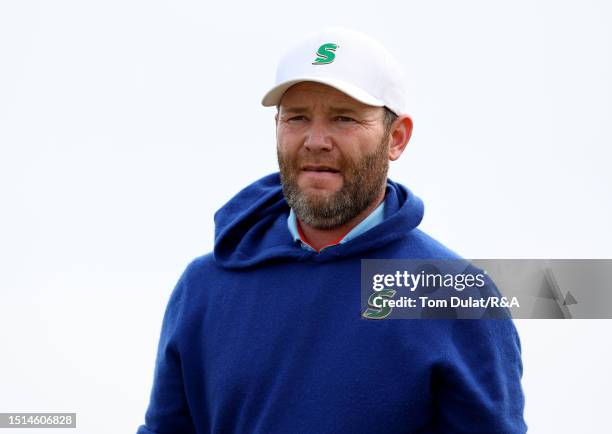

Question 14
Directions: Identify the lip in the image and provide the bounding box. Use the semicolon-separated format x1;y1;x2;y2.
299;166;342;186
300;165;340;173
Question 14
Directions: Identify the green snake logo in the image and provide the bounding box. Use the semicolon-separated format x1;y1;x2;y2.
312;43;339;65
362;289;396;320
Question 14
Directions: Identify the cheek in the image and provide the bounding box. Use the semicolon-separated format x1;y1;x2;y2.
276;141;297;162
336;141;368;165
355;132;386;156
276;129;299;151
276;141;298;169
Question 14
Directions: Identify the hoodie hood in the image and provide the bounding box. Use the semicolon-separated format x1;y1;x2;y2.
213;172;424;269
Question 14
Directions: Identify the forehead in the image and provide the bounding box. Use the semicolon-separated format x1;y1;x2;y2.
279;81;380;113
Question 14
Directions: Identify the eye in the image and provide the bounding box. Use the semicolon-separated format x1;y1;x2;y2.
286;115;307;122
335;116;356;123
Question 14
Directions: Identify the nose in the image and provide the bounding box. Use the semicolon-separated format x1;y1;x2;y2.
303;119;333;152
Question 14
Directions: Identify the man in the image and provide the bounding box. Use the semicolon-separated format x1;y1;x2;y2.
138;28;527;433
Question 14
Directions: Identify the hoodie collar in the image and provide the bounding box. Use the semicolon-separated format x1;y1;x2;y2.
213;172;424;269
287;201;386;253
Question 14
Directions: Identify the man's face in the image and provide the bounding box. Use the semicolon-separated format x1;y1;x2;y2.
276;81;391;229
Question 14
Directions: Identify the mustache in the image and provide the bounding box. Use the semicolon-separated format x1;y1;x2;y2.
288;156;345;170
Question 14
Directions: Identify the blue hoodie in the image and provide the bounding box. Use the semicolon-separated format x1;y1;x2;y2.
137;173;527;434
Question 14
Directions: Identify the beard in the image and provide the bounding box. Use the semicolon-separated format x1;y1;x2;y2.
277;135;389;230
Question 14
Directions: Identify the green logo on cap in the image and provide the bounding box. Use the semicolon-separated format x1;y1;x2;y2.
312;43;338;65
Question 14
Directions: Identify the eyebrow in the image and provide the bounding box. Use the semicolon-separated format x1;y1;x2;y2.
330;107;359;115
281;107;309;115
280;107;361;115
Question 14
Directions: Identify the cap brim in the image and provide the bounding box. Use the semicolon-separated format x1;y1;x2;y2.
261;77;385;108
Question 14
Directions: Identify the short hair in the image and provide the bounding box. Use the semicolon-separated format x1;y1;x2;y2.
382;107;398;135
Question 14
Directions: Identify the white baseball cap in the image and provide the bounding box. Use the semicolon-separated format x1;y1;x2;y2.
261;27;408;115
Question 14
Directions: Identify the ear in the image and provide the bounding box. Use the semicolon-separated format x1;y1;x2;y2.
388;115;413;161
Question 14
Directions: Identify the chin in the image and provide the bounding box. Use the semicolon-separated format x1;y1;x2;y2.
299;183;342;199
298;174;343;192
